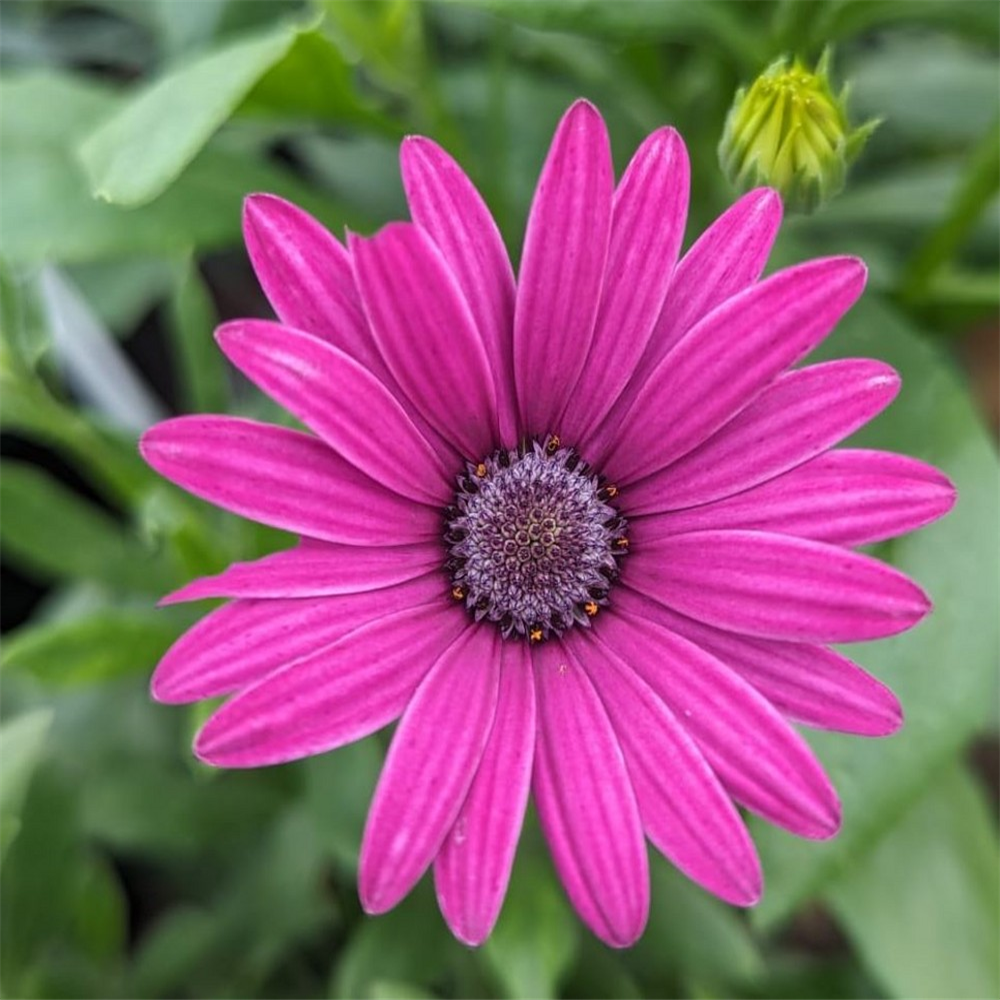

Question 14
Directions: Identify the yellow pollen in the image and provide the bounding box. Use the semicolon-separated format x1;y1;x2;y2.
616;537;630;549
475;462;488;478
529;627;544;643
546;435;560;454
451;585;465;601
606;484;618;498
584;601;599;617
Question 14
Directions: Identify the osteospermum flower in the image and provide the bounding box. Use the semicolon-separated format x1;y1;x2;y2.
141;100;955;947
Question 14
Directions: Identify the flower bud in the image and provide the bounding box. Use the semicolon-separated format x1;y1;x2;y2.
719;49;880;214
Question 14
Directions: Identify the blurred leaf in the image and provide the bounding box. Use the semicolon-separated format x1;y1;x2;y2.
459;0;761;65
0;257;47;374
0;707;53;859
70;854;128;968
751;292;1000;928
1;71;362;266
331;882;470;999
483;848;580;999
828;764;1000;999
813;0;1000;50
0;364;152;505
369;982;436;1000
625;854;764;996
848;35;1000;145
129;906;218;999
1;610;181;687
0;460;177;593
78;20;396;208
304;734;383;871
68;257;174;338
168;257;229;412
39;265;167;432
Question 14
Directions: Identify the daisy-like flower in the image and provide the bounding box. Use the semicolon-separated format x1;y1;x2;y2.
141;100;955;948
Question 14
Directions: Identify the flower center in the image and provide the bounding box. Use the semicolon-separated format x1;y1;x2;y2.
444;436;629;642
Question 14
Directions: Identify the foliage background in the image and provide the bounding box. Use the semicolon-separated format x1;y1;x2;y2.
1;1;998;998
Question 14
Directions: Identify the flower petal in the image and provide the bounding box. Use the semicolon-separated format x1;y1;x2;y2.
216;320;452;505
598;256;867;483
646;605;902;736
628;528;931;643
350;222;499;458
572;631;761;906
531;639;649;947
242;194;379;371
140;416;439;546
160;540;442;604
434;642;535;945
359;626;501;914
649;186;782;362
563;127;690;444
644;449;956;546
153;573;448;704
401;136;518;445
514;100;614;437
626;359;900;514
607;593;841;838
195;600;467;767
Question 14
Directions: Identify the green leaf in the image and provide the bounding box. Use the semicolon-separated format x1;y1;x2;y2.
1;610;182;686
77;21;397;208
827;764;1000;999
0;708;53;859
168;257;228;412
813;1;1000;50
750;291;1000;929
482;848;580;999
0;460;177;593
458;0;761;66
1;71;362;266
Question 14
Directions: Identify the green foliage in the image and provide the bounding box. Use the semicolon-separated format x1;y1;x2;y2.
0;1;997;999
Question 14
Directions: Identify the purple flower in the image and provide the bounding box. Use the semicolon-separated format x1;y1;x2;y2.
141;100;955;947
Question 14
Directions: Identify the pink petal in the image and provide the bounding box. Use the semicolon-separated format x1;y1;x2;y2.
195;601;468;767
597;256;867;483
607;593;841;838
153;573;448;704
215;320;453;505
350;222;499;459
531;639;649;947
628;528;931;643
242;194;380;372
626;359;900;514
562;127;690;445
434;642;535;945
359;626;501;914
645;449;956;546
140;416;440;546
160;540;442;604
650;187;783;362
401;136;518;445
571;631;761;906
647;605;902;736
513;100;614;438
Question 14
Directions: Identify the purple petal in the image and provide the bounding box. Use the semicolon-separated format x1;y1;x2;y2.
643;449;956;546
359;626;501;914
401;136;518;445
597;256;867;483
607;593;841;838
571;631;761;906
531;639;649;947
140;416;439;546
216;320;453;505
153;574;447;704
626;359;900;514
195;601;467;767
350;222;499;459
563;127;690;445
647;606;902;736
513;100;614;437
160;540;442;604
434;642;535;945
242;194;380;372
627;528;931;643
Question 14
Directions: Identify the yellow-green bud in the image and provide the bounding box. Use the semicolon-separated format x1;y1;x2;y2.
719;49;880;214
